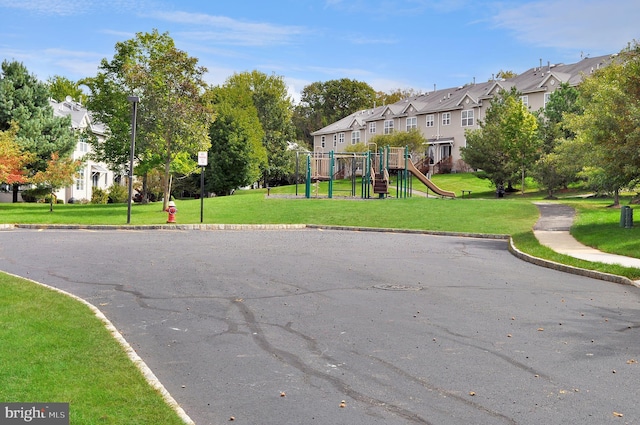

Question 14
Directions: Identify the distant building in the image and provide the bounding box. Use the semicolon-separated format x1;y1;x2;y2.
50;97;120;203
311;55;614;173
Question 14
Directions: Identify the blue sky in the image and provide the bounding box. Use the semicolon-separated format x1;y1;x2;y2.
0;0;638;103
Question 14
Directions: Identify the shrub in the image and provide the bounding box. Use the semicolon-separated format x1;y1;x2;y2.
108;184;128;204
91;187;109;204
21;188;51;203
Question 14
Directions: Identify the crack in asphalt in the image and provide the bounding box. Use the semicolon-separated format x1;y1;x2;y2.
232;298;435;425
367;354;518;425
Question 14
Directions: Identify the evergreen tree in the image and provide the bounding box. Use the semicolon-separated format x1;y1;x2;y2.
0;60;76;201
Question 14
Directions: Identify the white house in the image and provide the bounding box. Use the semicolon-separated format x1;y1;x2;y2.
50;97;119;203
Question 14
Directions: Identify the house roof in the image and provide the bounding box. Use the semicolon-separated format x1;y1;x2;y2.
311;54;615;137
50;98;107;135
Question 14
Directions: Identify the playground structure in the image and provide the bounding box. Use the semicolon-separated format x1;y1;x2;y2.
302;146;456;199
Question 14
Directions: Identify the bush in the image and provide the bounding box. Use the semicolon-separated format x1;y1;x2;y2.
91;187;109;204
21;188;51;203
108;184;128;204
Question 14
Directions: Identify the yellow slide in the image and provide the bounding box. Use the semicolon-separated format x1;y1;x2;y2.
406;160;456;198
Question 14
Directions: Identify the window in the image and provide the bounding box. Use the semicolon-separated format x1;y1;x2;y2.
544;93;552;107
461;110;474;127
333;134;337;148
520;95;529;107
338;133;345;144
384;119;394;134
75;168;85;190
78;140;89;153
425;114;434;127
351;131;360;145
321;136;325;148
442;112;451;126
406;117;417;131
369;122;376;134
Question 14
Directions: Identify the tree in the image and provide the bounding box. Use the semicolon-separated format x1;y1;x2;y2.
31;152;81;211
47;75;86;103
83;30;214;209
0;60;77;201
224;71;296;186
375;88;420;106
566;42;640;205
369;129;426;154
205;83;266;195
533;82;583;197
461;87;540;192
502;95;540;194
495;70;517;80
294;78;376;145
0;123;33;184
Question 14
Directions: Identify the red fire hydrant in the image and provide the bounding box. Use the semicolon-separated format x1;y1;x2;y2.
165;201;177;223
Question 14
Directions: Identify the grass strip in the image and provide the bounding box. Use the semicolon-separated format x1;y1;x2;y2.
0;273;187;425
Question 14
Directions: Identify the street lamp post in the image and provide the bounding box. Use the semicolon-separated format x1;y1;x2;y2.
126;96;139;224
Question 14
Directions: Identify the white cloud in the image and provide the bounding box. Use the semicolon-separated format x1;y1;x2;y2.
492;0;640;52
150;11;306;46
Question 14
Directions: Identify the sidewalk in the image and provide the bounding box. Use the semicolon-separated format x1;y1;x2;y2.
533;202;640;270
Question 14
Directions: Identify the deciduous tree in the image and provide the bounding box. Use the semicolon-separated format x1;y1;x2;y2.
225;71;296;186
0;123;33;184
84;30;214;209
566;42;640;205
461;87;540;192
205;82;266;195
47;75;86;104
294;79;376;145
31;152;81;211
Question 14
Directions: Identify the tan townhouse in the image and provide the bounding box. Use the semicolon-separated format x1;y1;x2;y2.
311;54;613;174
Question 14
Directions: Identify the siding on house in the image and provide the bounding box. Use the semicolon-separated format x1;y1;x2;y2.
50;98;120;203
311;55;613;172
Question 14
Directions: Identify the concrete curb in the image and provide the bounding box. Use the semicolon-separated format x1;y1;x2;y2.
507;238;640;288
11;223;308;231
0;271;195;425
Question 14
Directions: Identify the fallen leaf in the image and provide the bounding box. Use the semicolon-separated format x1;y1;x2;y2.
613;412;624;417
339;400;346;408
229;416;235;421
469;391;476;396
537;328;544;331
507;334;512;338
280;391;286;397
627;359;638;364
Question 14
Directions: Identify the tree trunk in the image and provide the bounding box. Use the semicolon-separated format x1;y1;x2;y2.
12;183;19;203
141;172;149;204
613;188;620;207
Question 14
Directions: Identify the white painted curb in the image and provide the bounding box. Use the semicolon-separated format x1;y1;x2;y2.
1;271;195;425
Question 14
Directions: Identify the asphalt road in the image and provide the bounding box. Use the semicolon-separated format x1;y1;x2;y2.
1;228;640;425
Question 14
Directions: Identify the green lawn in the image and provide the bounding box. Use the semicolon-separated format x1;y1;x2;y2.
1;171;639;424
0;273;186;425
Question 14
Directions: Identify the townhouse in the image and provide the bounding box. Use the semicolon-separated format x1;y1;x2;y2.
311;54;613;173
